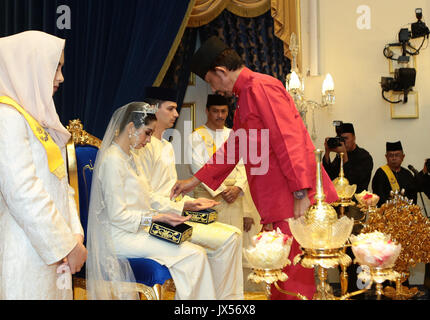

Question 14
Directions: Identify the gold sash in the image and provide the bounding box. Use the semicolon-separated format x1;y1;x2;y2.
380;164;400;192
194;125;217;157
0;96;66;180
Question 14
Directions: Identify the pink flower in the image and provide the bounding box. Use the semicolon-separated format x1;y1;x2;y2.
363;194;373;200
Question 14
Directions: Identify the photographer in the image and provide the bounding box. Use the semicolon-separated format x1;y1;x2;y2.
323;122;373;294
323;122;374;194
416;159;430;199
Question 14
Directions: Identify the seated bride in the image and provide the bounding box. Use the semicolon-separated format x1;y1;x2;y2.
137;87;244;300
86;102;222;300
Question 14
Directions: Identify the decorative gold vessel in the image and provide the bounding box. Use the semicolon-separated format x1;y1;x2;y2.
332;153;357;207
289;149;354;300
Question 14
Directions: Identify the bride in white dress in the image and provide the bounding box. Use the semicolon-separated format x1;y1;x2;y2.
86;102;219;300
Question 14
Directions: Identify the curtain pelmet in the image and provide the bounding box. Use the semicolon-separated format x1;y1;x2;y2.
187;0;270;27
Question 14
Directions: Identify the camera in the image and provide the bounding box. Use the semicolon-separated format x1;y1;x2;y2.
411;8;430;39
327;120;345;149
381;67;416;103
426;158;430;172
381;68;416;92
327;137;345;149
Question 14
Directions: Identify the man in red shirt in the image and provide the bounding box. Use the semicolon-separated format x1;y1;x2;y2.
171;36;338;300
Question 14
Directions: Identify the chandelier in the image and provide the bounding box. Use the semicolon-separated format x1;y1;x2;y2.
285;33;335;140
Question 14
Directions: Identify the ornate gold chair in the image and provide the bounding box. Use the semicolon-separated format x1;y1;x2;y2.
66;119;175;300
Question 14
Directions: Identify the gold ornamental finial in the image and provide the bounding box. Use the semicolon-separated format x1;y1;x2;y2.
304;149;338;226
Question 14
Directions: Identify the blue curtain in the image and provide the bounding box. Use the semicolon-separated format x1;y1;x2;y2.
163;9;291;128
0;0;191;139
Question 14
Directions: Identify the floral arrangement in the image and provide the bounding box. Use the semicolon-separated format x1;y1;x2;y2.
244;228;293;270
354;190;380;207
350;231;401;268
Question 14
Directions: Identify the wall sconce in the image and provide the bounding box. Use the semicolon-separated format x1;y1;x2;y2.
285;33;335;140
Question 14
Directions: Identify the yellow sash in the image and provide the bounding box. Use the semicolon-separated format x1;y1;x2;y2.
380;165;400;192
194;125;217;157
0;96;66;180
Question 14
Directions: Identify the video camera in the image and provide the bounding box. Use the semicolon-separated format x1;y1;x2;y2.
327;120;345;149
426;159;430;172
381;9;428;104
381;67;416;95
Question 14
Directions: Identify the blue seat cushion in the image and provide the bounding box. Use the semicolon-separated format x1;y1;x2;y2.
75;145;99;246
128;258;172;287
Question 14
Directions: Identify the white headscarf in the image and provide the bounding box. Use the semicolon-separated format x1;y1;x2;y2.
0;30;70;146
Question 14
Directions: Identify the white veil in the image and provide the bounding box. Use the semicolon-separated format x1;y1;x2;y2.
86;102;157;300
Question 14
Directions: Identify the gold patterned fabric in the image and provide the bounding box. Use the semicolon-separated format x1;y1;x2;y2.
186;0;299;63
187;0;270;27
271;0;301;65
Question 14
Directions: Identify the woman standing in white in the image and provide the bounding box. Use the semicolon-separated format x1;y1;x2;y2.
0;31;87;300
86;102;219;300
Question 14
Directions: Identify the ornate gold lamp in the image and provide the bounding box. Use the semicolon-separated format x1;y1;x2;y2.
289;149;354;300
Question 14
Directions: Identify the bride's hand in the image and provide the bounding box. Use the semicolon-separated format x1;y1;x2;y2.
152;213;191;227
184;198;219;211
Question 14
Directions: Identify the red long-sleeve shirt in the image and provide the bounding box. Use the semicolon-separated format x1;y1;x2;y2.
195;67;338;224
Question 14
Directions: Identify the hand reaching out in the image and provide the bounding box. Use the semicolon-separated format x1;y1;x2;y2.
153;213;191;227
184;198;219;211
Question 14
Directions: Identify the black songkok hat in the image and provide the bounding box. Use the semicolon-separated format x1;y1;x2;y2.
386;141;403;152
190;36;230;80
339;123;355;135
206;94;229;108
144;86;178;103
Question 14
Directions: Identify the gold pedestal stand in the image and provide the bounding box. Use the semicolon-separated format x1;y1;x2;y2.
248;264;308;300
357;266;400;300
293;247;353;300
383;272;422;300
331;202;356;296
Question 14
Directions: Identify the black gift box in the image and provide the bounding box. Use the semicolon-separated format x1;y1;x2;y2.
149;221;193;245
182;208;217;224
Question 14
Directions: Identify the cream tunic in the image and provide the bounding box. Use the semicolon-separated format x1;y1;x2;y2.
98;143;217;300
0;106;83;300
190;126;261;267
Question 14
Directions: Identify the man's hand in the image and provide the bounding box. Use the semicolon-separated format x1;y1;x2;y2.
170;176;200;200
221;186;241;204
184;198;220;211
65;240;87;274
153;213;191;227
243;217;254;232
293;196;311;219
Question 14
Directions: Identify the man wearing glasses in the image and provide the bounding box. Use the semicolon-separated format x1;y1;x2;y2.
371;141;418;206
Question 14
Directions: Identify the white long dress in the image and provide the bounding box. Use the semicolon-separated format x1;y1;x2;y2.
138;136;244;300
98;143;217;300
0;106;84;300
